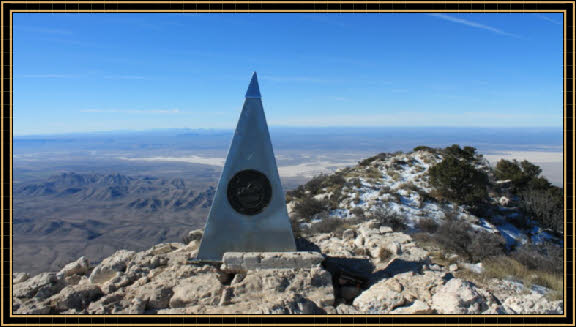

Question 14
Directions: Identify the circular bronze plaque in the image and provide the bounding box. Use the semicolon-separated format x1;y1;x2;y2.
227;169;272;215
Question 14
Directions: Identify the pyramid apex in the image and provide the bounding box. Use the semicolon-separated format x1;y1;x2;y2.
245;72;261;98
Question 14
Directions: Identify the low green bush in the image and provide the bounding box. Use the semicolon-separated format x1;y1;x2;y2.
429;156;489;206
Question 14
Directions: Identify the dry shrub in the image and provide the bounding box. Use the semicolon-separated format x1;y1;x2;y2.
349;178;362;188
482;256;563;299
417;190;436;204
511;243;563;275
443;208;460;221
390;172;402;182
435;220;471;258
417;218;439;233
290;215;304;238
429;189;445;202
466;231;506;262
293;196;327;220
435;220;505;262
483;256;529;281
350;207;365;219
327;188;346;210
365;167;382;179
370;208;406;232
398;182;419;193
414;165;426;173
379;247;393;263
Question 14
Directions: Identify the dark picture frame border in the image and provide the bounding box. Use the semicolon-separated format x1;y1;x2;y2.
1;1;573;326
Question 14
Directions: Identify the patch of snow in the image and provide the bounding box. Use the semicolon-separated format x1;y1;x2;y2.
328;208;350;219
462;262;484;274
495;222;528;249
476;218;499;233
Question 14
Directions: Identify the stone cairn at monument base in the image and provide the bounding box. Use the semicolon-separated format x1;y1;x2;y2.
220;252;325;273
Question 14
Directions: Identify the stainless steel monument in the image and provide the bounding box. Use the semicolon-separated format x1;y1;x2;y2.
195;72;297;261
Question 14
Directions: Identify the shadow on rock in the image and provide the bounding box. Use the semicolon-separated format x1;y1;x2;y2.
295;237;322;252
369;258;427;285
322;256;375;304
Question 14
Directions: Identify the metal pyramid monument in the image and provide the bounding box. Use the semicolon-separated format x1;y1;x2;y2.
196;72;297;261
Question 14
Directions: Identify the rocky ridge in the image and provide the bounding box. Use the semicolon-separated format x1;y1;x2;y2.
13;221;563;315
288;149;558;248
13;148;564;315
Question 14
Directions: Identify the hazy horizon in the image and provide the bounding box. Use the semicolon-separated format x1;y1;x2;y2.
13;125;564;138
14;126;563;186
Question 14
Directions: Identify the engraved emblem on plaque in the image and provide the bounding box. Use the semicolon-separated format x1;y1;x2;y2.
227;169;272;215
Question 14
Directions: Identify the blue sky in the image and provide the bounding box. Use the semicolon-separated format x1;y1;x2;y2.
14;13;563;135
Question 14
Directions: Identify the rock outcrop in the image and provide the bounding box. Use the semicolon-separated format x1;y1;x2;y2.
13;222;564;315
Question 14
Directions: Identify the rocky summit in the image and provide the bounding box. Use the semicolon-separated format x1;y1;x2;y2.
13;147;564;315
13;222;563;314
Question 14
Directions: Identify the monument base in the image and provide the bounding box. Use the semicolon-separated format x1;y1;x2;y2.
219;251;325;272
187;257;223;265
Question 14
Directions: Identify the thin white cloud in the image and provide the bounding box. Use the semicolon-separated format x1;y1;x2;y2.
428;13;523;39
81;109;181;114
269;111;559;127
534;14;562;25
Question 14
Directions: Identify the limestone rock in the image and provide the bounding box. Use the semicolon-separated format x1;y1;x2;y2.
157;308;187;314
13;272;30;284
11;212;563;315
353;278;407;313
49;283;103;312
14;272;64;300
219;287;234;305
342;229;356;240
127;297;147;314
64;275;85;287
86;292;125;314
146;243;179;256
367;220;380;229
379;226;393;234
257;294;325;314
14;299;51;314
58;256;90;279
431;278;496;314
184;229;203;243
134;283;174;310
390;300;433;314
169;273;222;308
335;304;360;314
89;250;135;284
503;293;563;314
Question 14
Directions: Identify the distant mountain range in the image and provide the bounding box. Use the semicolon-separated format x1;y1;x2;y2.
16;172;214;210
13;172;215;275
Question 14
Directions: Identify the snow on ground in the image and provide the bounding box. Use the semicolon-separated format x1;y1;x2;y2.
304;149;562;248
